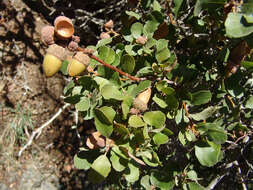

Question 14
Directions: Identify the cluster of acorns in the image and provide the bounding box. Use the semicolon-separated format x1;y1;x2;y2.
41;16;90;77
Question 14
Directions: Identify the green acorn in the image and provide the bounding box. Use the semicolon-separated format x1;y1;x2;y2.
68;52;90;76
43;44;66;77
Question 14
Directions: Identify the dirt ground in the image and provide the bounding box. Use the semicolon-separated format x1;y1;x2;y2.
0;0;125;189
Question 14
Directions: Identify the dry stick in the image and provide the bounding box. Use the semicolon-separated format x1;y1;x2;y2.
77;47;141;82
18;104;70;157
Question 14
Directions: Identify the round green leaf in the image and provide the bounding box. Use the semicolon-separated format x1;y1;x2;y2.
94;117;113;138
125;162;140;183
99;46;116;64
101;84;124;100
128;115;145;127
110;151;126;172
225;13;253;38
89;155;111;183
74;154;91;170
153;133;169;146
75;97;90;112
143;111;166;128
143;20;159;36
156;48;170;63
121;54;135;74
153;94;168;108
150;172;175;190
141;175;151;189
95;106;116;125
130;22;143;38
195;143;222;167
192;90;212;105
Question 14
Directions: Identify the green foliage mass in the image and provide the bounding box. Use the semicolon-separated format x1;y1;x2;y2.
62;0;253;189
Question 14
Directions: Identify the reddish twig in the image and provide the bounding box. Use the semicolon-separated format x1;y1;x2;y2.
77;47;140;82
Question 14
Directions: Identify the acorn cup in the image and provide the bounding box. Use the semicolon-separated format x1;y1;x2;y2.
41;25;55;45
54;16;74;40
133;87;151;112
68;52;90;76
43;44;67;77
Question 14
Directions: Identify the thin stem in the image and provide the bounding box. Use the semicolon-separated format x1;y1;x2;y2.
77;47;140;82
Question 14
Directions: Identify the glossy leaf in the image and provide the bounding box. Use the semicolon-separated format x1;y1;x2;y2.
128;115;145;127
125;162;140;183
74;154;91;170
153;133;169;146
143;111;166;128
192;90;212;105
99;46;115;64
75;97;90;112
101;84;124;100
225;13;253;38
131;22;143;38
121;54;135;73
89;155;111;183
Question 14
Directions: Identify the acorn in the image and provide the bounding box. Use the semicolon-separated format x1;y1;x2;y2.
133;87;151;112
41;25;55;45
43;44;66;77
54;16;74;40
68;52;90;76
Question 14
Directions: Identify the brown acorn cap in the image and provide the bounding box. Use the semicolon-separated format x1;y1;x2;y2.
54;16;74;40
104;19;114;29
68;41;79;51
73;52;90;67
41;25;55;45
46;44;67;60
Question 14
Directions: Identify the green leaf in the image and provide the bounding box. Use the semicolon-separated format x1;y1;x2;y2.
194;0;225;17
60;60;69;75
245;96;253;109
187;182;205;190
178;131;186;145
101;84;124;100
64;80;75;95
122;96;133;120
150;171;175;190
156;48;170;63
89;155;111;183
225;13;253;38
241;61;253;69
143;20;159;37
99;46;116;64
94;117;113;138
75;97;90;112
121;54;135;74
241;1;253;14
156;39;168;51
195;142;222;167
95;106;116;125
153;133;169;146
128;115;145;127
125;162;140;183
96;38;112;48
165;94;179;110
153;94;168;108
173;0;184;17
131;22;143;38
187;170;198;181
74;153;91;170
110;151;126;172
192;90;212;105
153;0;161;12
130;80;151;97
189;106;219;121
143;111;166;128
141;175;151;189
197;123;227;144
125;11;141;20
